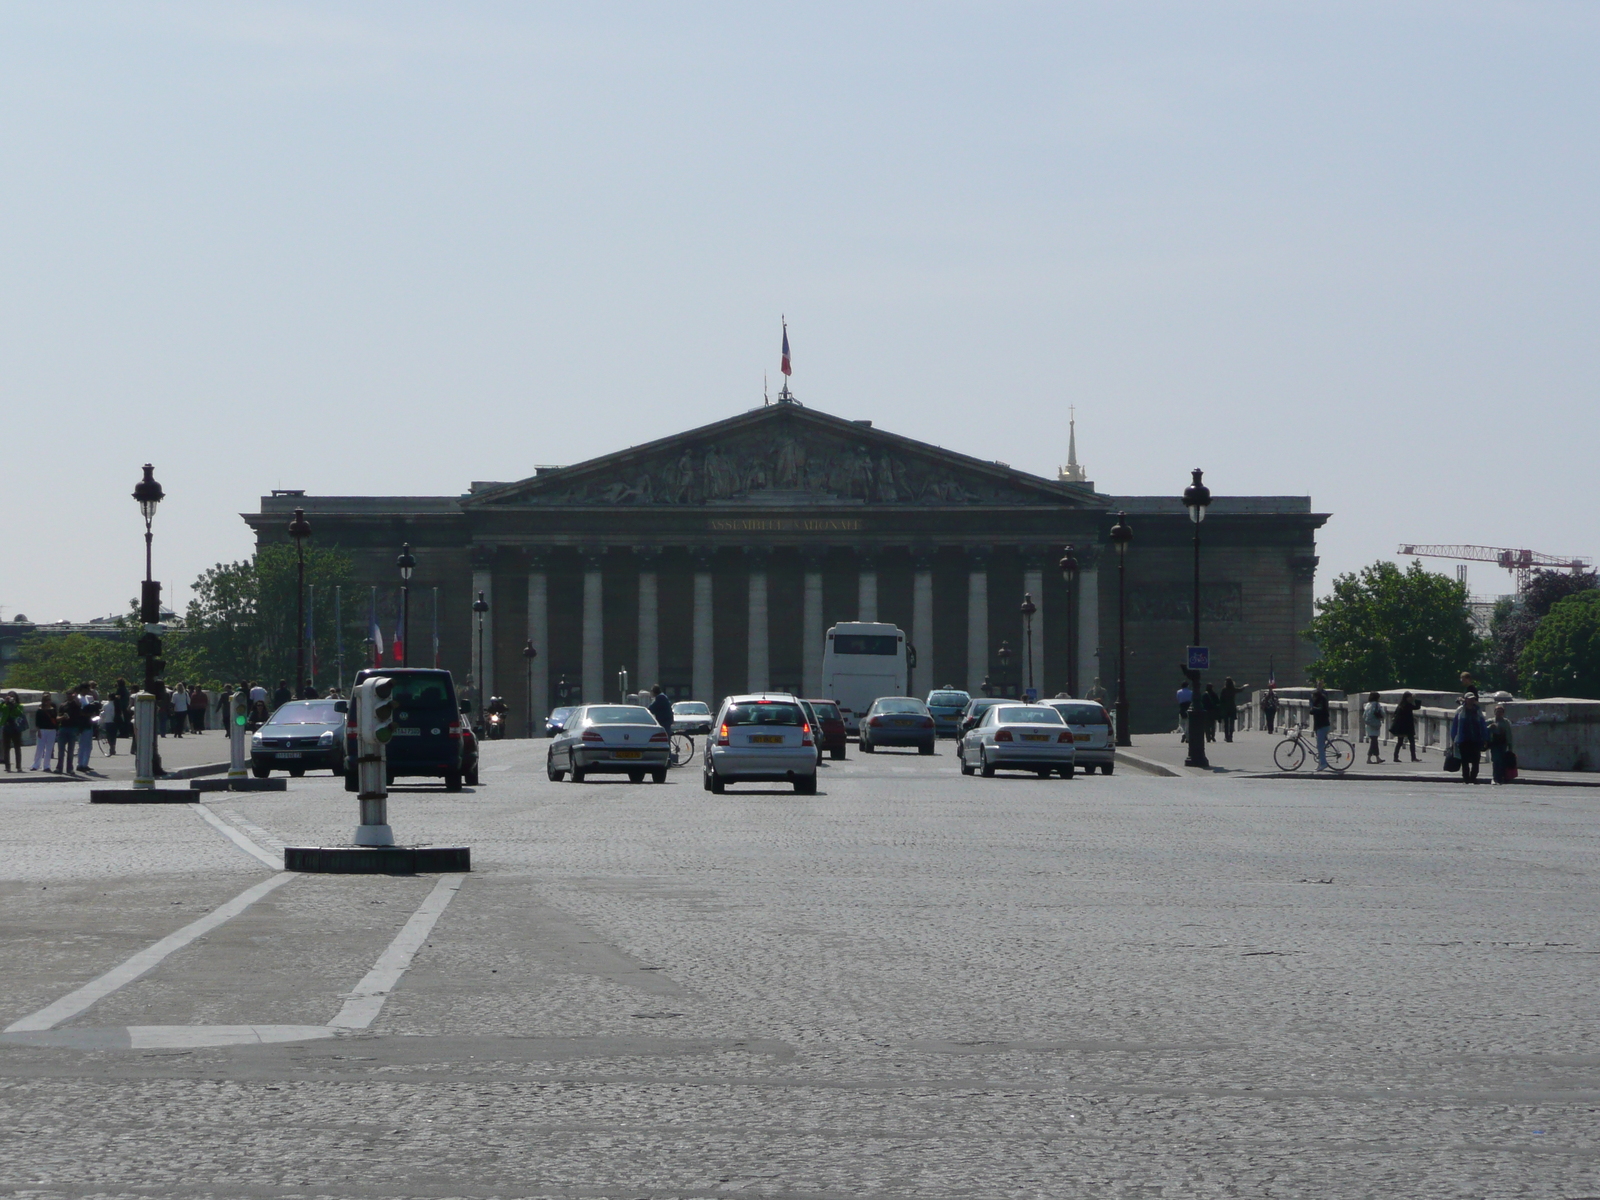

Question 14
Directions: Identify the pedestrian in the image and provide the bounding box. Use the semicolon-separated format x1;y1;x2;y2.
1201;684;1220;743
249;680;267;706
76;683;101;771
1175;680;1193;739
272;680;291;710
1389;691;1418;762
169;682;189;737
30;694;57;771
0;691;24;772
1261;684;1280;735
1362;691;1385;763
189;684;207;734
56;690;83;772
99;692;121;756
1310;681;1331;771
1450;692;1489;784
1488;703;1515;784
647;684;675;732
1086;677;1108;705
1219;678;1250;742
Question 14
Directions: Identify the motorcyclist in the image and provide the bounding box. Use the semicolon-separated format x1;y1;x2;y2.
485;695;509;738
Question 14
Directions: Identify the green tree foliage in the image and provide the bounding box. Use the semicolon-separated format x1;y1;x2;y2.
1518;590;1600;699
1304;560;1477;692
1481;569;1598;691
3;628;205;692
184;544;363;686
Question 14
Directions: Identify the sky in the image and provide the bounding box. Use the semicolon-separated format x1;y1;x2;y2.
4;2;1597;622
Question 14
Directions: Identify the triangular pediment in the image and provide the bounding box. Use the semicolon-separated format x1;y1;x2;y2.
464;406;1101;509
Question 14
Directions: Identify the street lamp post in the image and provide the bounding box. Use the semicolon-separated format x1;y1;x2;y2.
523;641;538;738
131;465;165;789
1058;546;1079;696
1109;511;1133;746
1183;469;1212;768
396;544;415;668
472;590;489;727
1019;593;1037;698
288;507;312;697
997;641;1013;698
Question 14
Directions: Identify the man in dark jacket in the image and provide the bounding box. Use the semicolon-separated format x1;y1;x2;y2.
1450;692;1490;784
1310;682;1331;771
1219;678;1250;742
647;685;675;733
1201;684;1221;743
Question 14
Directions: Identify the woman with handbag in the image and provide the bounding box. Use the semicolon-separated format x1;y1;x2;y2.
1389;692;1418;762
1362;692;1385;763
1489;704;1515;784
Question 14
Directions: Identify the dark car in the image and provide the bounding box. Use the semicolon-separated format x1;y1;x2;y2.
546;706;576;737
925;688;972;738
345;668;469;791
251;699;348;777
860;696;936;754
803;698;848;760
958;696;1009;737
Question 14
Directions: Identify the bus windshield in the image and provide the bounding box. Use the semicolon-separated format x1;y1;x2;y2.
832;634;898;655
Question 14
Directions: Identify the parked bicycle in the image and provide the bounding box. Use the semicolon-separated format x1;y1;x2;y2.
1274;725;1354;772
668;733;697;767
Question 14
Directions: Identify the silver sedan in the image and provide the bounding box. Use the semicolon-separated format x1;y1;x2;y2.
547;704;671;783
958;703;1076;779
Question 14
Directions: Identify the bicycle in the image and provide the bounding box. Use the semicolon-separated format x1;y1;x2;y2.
668;733;697;767
1273;725;1353;772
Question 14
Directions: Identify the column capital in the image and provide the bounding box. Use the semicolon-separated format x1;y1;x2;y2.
632;545;660;567
800;548;828;572
964;546;988;567
742;546;770;568
522;545;553;570
691;546;716;571
578;546;606;571
855;547;878;569
470;544;498;569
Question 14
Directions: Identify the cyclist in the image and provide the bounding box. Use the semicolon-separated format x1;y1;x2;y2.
1310;682;1331;770
647;684;674;733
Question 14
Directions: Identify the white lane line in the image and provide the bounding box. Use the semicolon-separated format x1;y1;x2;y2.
328;873;466;1030
191;803;282;869
129;1024;335;1049
4;872;297;1033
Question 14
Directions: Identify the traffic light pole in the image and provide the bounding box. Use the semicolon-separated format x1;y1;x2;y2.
228;689;249;782
354;677;394;847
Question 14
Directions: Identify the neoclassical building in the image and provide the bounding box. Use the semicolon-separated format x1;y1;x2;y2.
245;402;1327;734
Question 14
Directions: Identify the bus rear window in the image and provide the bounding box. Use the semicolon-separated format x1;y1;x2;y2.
832;635;899;655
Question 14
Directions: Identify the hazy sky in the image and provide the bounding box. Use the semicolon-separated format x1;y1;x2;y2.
5;2;1597;622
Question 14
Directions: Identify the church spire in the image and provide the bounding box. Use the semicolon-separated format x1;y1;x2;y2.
1058;406;1088;484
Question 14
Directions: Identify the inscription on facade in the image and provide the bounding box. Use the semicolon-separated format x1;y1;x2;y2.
1128;582;1244;623
708;517;866;532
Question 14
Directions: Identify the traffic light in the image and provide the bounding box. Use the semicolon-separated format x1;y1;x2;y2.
357;676;396;750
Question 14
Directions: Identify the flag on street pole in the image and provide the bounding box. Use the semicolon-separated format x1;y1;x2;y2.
780;320;791;376
307;585;317;684
335;586;344;692
369;587;384;665
392;608;404;665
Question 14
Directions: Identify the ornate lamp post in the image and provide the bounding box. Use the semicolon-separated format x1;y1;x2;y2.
472;590;489;724
1109;511;1133;745
997;640;1013;698
1019;592;1037;698
1058;545;1079;696
1182;469;1212;768
523;640;538;738
396;544;415;668
287;507;312;697
131;465;165;789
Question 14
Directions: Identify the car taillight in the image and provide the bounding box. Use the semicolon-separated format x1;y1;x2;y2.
1058;731;1073;743
582;730;604;742
920;717;934;728
801;723;813;746
717;723;729;746
649;731;669;742
868;716;883;727
994;729;1013;742
447;720;462;739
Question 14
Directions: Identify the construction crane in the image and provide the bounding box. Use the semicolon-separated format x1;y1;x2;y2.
1397;544;1593;594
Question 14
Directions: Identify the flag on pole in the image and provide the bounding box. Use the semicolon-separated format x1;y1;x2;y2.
335;586;344;692
392;608;404;665
780;320;791;376
432;586;440;669
368;587;384;665
307;585;318;683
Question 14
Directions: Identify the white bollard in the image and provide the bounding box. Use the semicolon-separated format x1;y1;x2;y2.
228;690;248;781
133;691;157;789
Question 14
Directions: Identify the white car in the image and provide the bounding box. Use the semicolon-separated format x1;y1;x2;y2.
547;704;671;783
1045;699;1115;773
704;693;819;795
958;703;1076;779
672;700;713;735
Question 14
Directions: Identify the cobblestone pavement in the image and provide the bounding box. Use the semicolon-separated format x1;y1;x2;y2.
2;740;1598;1198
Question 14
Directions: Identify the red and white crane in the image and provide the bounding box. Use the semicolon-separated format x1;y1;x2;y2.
1397;544;1593;594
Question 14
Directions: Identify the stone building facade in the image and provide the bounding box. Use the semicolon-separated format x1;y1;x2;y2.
243;403;1327;734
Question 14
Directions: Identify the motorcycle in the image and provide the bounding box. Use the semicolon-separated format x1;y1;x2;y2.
485;699;507;740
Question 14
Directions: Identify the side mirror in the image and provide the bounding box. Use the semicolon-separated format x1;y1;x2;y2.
459;699;472;714
334;700;348;714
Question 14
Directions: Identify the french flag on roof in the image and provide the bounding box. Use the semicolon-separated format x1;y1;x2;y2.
780;320;791;377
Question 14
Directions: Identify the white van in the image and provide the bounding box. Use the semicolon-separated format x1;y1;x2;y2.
821;622;908;735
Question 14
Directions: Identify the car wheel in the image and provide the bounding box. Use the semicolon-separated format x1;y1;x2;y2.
1035;768;1051;778
979;749;996;778
289;766;305;777
344;769;358;792
547;751;565;782
960;754;976;776
628;769;644;783
652;768;667;783
830;746;845;760
1101;762;1114;776
794;774;817;795
466;765;479;786
708;769;725;794
861;739;874;753
1061;764;1075;779
919;741;935;756
571;765;586;783
444;771;463;792
251;764;270;779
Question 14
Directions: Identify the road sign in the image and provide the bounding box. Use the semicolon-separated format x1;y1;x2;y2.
1187;646;1209;672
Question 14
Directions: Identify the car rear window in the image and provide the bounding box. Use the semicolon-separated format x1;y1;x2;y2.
874;698;927;714
388;677;455;711
586;706;656;725
810;702;841;719
927;692;970;707
673;702;711;715
725;703;804;727
997;706;1064;725
1051;702;1110;725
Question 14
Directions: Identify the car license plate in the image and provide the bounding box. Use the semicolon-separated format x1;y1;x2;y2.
274;751;303;759
893;718;913;726
1075;733;1093;742
394;728;420;737
1022;734;1050;742
614;750;641;759
750;735;783;744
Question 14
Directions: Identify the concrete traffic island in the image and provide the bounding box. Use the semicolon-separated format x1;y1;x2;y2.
89;788;195;804
190;777;287;792
283;844;471;874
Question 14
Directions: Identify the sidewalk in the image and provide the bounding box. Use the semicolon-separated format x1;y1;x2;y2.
1118;727;1599;787
2;728;231;784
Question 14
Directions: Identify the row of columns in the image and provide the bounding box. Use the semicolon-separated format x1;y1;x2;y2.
494;551;1099;729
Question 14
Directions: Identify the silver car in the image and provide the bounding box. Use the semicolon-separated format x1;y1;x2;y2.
704;693;819;794
1045;699;1115;773
958;703;1076;779
547;704;671;783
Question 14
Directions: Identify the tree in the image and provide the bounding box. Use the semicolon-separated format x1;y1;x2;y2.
3;628;205;692
1518;590;1600;699
1481;568;1598;691
1304;560;1477;692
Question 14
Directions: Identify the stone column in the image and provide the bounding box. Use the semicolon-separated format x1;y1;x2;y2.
857;553;878;622
746;550;769;692
802;553;824;698
966;552;988;695
471;560;494;708
692;551;714;704
1077;548;1100;699
912;554;935;697
636;549;659;692
581;551;604;704
1022;561;1044;698
527;553;549;735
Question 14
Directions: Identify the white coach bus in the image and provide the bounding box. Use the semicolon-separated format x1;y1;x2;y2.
821;622;909;735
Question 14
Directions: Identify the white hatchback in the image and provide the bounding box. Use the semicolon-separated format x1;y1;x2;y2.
704;693;819;794
1045;699;1115;773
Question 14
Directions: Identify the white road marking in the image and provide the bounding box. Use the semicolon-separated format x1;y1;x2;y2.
128;1024;335;1048
328;873;466;1030
191;803;282;869
4;872;297;1033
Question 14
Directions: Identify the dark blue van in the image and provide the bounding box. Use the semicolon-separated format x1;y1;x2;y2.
345;668;473;792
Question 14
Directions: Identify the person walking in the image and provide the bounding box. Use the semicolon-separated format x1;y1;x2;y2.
1362;691;1385;763
1219;678;1250;742
647;684;675;733
1175;680;1193;740
99;692;121;756
189;684;207;734
1310;682;1332;771
1261;684;1279;735
1489;703;1515;784
272;680;291;710
169;682;188;737
0;691;24;772
30;694;57;771
1389;692;1419;762
1201;684;1221;743
75;683;101;772
1450;692;1489;784
56;690;83;773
